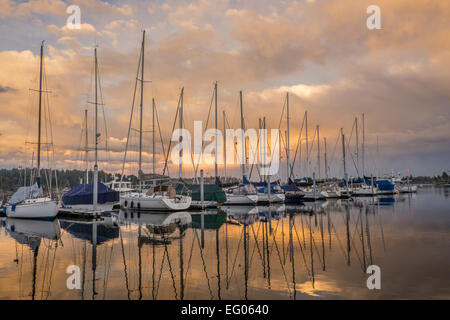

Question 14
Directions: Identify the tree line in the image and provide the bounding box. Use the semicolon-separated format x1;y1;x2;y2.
0;168;138;195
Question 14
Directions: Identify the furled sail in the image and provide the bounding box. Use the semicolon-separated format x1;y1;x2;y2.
9;183;43;205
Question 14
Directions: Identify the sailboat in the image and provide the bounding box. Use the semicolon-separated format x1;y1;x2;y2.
59;48;119;215
3;41;58;219
254;181;286;203
119;31;191;211
224;91;258;205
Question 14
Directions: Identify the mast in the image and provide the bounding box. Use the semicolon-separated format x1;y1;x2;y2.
286;92;290;182
258;118;262;182
179;226;185;300
239;91;246;179
93;47;99;211
324;137;328;180
341;128;348;193
138;30;145;182
179;87;184;179
92;222;97;299
317;125;320;180
223;110;227;181
214;81;218;180
355;117;359;176
362;113;365;177
305;111;309;178
152;98;155;175
85;109;89;184
37;41;44;185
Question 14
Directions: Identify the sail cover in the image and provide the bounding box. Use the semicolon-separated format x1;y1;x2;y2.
9;183;43;205
62;182;119;205
174;182;227;203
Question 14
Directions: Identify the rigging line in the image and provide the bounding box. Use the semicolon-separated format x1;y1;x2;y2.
343;122;359;176
39;241;50;299
43;65;56;181
305;215;324;267
327;129;342;175
265;124;281;178
248;132;261;180
183;230;197;285
97;63;111;169
193;229;214;299
307;127;317;160
290;114;306;176
120;47;142;182
229;226;244;282
352;213;367;272
329;221;348;262
268;219;292;298
162;237;179;300
181;116;199;177
345;211;365;271
225;114;243;173
277;95;287;133
103;239;115;299
193;86;215;176
155;245;168;299
119;228;131;300
154;100;169;175
162;90;182;176
292;222;312;278
346;134;360;177
44;242;57;300
249;223;264;271
266;214;282;256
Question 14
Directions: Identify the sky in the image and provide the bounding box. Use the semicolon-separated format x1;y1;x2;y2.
0;0;449;179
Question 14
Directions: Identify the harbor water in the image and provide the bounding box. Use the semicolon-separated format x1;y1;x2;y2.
0;187;449;299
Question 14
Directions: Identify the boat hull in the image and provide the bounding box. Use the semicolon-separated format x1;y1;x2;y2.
302;191;328;201
397;185;417;193
224;194;258;205
58;202;116;213
4;198;58;219
120;194;192;211
189;200;218;209
257;193;285;204
285;193;305;203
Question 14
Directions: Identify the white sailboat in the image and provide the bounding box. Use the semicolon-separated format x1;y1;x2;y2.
353;183;379;196
323;185;342;198
119;31;191;211
3;41;58;219
225;184;259;205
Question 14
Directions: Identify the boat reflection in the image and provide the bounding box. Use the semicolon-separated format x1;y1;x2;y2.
5;218;61;300
0;196;394;300
220;205;259;225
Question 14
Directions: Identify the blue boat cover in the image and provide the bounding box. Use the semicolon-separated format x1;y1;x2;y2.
371;179;395;191
62;182;119;205
59;221;119;245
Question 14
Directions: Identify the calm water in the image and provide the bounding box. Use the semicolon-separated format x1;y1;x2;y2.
0;187;449;300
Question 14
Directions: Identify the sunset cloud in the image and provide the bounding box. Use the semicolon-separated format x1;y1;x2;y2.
0;0;448;176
